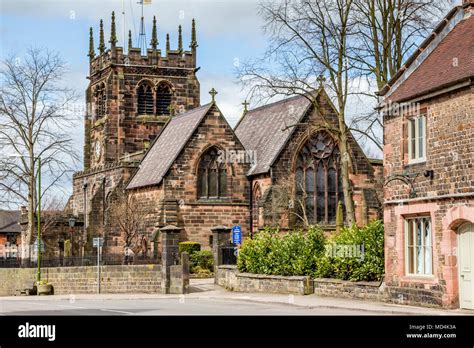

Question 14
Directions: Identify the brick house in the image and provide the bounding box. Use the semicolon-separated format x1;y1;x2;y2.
62;12;382;258
380;1;474;309
0;210;21;259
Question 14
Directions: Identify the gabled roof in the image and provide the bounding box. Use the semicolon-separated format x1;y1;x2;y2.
0;210;21;234
379;5;474;103
127;103;213;189
234;94;313;176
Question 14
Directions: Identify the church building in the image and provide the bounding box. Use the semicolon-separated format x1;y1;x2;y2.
64;12;382;259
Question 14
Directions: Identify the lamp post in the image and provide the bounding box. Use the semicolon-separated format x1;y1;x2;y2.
68;217;76;264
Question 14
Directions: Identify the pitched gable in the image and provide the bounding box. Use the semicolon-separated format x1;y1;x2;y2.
234;95;312;176
127;103;212;189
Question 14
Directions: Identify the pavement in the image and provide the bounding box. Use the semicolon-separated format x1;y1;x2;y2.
0;278;472;316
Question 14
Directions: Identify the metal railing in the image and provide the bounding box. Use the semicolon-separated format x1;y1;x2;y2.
0;254;160;268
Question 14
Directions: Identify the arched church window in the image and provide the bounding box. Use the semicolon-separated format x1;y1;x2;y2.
197;147;227;199
156;83;172;115
137;83;154;115
95;83;106;118
295;131;344;225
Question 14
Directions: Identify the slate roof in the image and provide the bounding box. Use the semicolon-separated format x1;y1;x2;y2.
127;103;213;189
0;210;21;234
380;5;474;103
234;94;312;176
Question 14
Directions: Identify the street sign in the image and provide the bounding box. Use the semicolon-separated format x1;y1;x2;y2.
93;237;104;248
33;240;45;252
232;225;242;246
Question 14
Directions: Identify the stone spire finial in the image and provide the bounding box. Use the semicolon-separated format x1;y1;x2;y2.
88;27;95;59
190;18;198;49
209;88;218;103
128;30;133;51
166;33;170;52
109;11;117;46
178;25;183;53
150;16;158;50
98;19;106;54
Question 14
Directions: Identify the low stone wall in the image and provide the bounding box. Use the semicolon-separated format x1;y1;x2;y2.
216;265;313;295
313;278;385;301
0;264;161;296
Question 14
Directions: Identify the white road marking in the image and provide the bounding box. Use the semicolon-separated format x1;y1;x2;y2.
57;304;87;309
100;309;134;315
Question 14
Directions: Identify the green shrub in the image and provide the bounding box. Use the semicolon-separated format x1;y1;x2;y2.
190;250;214;273
178;241;201;255
237;225;326;276
314;220;384;281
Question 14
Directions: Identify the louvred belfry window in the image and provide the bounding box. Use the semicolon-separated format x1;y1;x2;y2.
156;83;172;115
95;83;106;118
197;147;227;199
137;84;154;115
295;131;344;225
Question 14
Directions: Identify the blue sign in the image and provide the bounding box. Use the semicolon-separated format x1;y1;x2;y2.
232;226;242;245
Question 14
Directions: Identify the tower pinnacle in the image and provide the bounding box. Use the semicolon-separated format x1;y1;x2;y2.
190;18;198;49
88;27;95;59
150;16;158;50
178;25;183;53
98;19;106;54
109;11;118;46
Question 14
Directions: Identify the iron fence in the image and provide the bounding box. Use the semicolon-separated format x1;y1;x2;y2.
0;254;160;268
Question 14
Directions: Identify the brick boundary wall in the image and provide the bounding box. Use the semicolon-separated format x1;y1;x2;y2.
216;265;313;295
0;265;161;296
313;278;385;301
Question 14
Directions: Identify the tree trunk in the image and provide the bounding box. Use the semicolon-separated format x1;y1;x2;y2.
338;123;356;225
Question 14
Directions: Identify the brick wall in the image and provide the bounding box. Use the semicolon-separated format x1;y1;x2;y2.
0;264;161;296
313;278;384;301
216;265;313;295
383;85;474;308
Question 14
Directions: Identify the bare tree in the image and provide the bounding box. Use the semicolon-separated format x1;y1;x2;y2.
108;189;152;262
0;47;79;262
239;0;358;224
348;0;451;151
239;0;452;224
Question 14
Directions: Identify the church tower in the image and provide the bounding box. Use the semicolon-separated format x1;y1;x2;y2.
84;13;200;169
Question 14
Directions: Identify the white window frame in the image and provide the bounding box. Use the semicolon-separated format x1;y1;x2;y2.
407;115;426;163
404;217;433;276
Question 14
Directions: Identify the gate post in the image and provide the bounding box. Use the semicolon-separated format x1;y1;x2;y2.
160;225;181;294
211;225;231;282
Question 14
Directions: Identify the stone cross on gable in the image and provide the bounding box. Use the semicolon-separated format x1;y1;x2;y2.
209;88;218;102
317;75;326;87
242;100;249;113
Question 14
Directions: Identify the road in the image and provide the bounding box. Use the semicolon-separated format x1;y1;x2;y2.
0;279;470;316
0;296;376;315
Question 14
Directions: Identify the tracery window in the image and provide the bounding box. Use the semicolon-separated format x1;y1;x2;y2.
137;83;154;115
295;131;344;225
156;83;172;115
197;147;227;199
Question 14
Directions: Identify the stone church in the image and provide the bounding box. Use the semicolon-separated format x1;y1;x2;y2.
65;13;382;257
